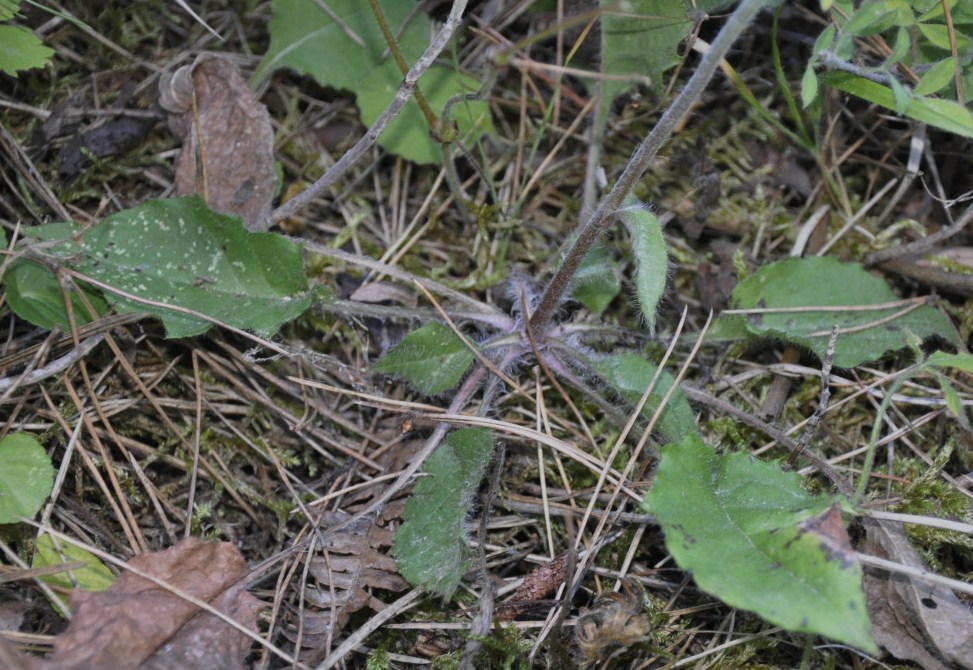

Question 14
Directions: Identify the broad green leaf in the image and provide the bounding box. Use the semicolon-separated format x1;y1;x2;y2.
394;428;494;598
570;244;621;314
643;434;877;653
593;353;697;444
599;0;690;102
0;25;54;76
374;322;475;394
710;257;960;367
914;57;956;96
618;203;667;331
0;433;54;524
32;534;115;592
253;0;492;164
31;197;312;338
356;64;492;165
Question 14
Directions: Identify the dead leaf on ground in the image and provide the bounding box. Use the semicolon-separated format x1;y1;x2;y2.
284;440;420;658
863;518;973;670
160;54;276;231
46;537;264;669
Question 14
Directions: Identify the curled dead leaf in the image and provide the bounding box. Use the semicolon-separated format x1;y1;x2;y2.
863;518;973;670
160;54;276;231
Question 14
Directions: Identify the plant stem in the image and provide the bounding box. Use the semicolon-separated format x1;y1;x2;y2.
267;0;470;228
369;0;438;130
528;0;770;335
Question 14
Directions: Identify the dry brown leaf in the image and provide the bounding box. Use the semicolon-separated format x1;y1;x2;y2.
159;54;276;231
286;509;409;650
863;518;973;670
48;537;264;670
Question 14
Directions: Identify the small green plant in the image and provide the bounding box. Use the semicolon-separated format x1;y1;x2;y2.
803;0;973;137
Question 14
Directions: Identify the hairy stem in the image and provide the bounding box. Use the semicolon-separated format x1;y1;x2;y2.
528;0;769;335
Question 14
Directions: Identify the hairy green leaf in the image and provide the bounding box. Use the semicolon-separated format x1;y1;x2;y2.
0;433;54;524
618;203;667;331
643;434;877;653
593;353;696;444
709;256;960;367
254;0;492;164
374;322;475;394
0;24;54;76
33;534;115;593
394;428;494;598
570;244;621;314
914;56;956;96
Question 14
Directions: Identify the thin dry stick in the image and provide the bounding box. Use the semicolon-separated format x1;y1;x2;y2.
185;351;204;539
787;326;838;466
267;0;471;228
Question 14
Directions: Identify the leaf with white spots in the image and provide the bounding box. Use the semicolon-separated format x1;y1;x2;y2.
29;197;312;338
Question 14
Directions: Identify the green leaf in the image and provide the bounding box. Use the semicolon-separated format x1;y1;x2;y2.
914;57;956;96
926;350;973;373
710;257;960;367
0;24;53;76
253;0;492;164
599;0;690;101
801;67;819;108
844;1;898;37
885;26;911;66
32;534;115;593
0;0;19;21
394;428;494;598
0;433;54;524
811;23;837;55
33;197;311;338
888;76;912;114
570;244;621;314
5;259;108;330
374;322;475;394
356;64;492;165
917;21;972;51
618;203;667;331
643;434;877;653
592;353;697;444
